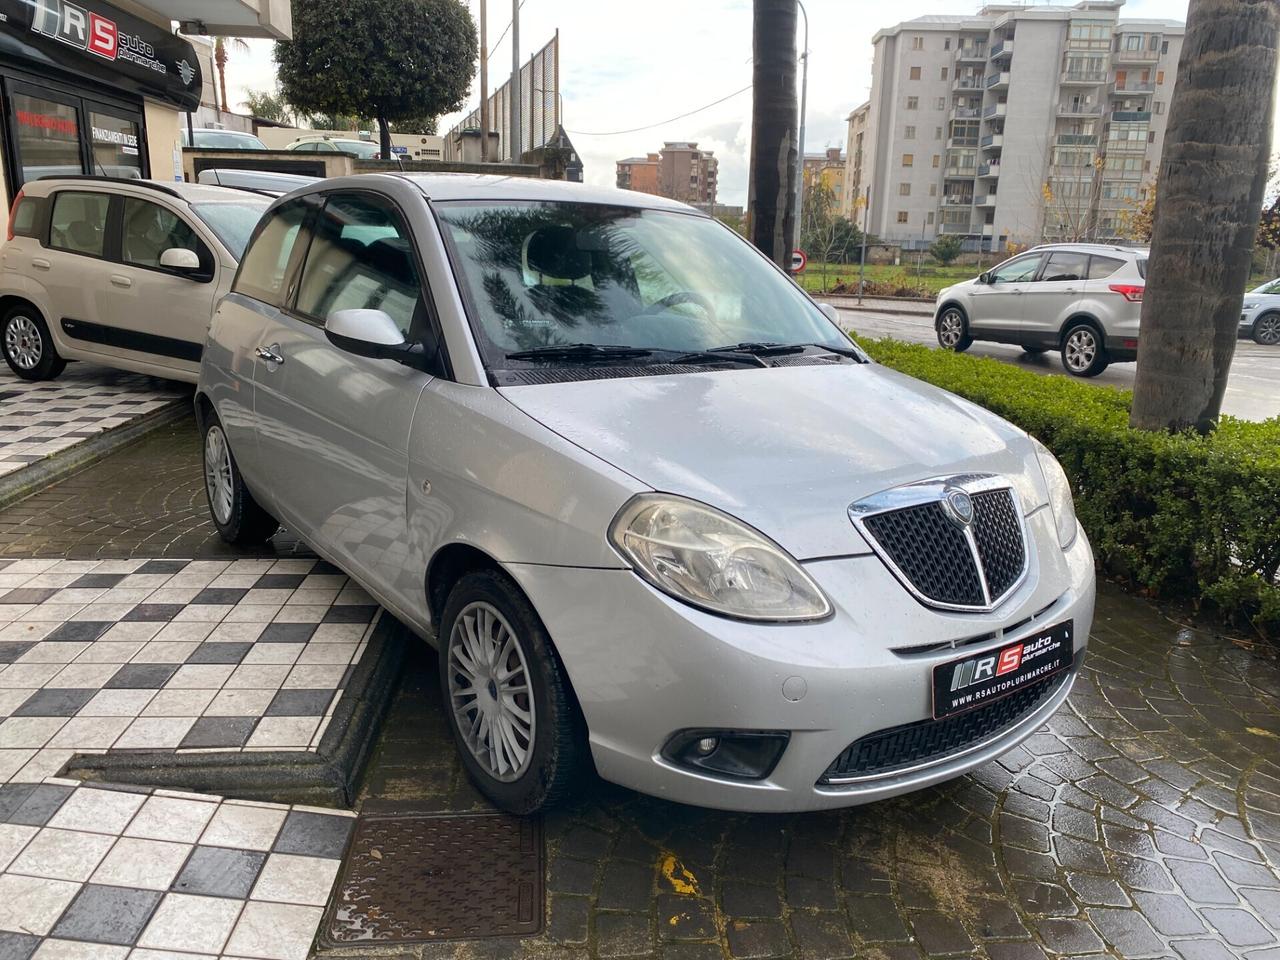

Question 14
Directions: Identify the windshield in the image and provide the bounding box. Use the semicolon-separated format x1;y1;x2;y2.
191;131;267;150
190;200;270;259
339;141;381;158
435;201;847;368
1251;277;1280;294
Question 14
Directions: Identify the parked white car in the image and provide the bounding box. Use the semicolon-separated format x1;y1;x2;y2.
197;174;1095;814
284;137;382;159
1240;277;1280;345
0;177;270;382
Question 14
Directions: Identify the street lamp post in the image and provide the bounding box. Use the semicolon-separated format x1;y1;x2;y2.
794;0;809;249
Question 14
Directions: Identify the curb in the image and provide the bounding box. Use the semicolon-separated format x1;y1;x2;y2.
0;399;190;512
63;611;409;807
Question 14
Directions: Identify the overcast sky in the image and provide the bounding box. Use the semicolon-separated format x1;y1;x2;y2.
224;0;1234;206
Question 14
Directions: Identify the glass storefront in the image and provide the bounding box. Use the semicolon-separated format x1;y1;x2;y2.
90;111;144;179
11;92;82;182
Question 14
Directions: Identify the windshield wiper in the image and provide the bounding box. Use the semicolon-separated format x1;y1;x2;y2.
664;349;768;368
707;341;866;362
506;343;653;362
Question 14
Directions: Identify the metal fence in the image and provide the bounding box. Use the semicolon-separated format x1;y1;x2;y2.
447;33;560;162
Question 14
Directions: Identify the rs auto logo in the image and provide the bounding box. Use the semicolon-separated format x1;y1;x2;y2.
31;0;117;60
950;642;1022;692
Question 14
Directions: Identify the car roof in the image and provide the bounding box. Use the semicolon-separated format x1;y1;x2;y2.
1027;242;1148;257
397;173;703;213
24;176;266;205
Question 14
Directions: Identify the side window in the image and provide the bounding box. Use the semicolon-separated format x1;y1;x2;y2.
121;198;206;272
233;199;310;306
1086;255;1125;279
48;191;110;257
295;193;423;337
1041;251;1089;282
9;195;46;239
295;142;318;152
990;255;1042;284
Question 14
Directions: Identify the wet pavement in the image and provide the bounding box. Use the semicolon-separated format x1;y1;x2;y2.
3;411;1280;958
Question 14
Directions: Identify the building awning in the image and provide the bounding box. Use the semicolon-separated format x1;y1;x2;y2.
159;0;291;39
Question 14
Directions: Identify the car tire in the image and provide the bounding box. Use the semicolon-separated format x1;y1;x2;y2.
1253;313;1280;346
1;305;65;381
1060;323;1109;378
201;413;279;545
1022;346;1049;356
936;306;972;352
439;569;587;815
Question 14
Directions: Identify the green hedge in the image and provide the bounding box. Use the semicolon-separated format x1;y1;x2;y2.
854;336;1280;637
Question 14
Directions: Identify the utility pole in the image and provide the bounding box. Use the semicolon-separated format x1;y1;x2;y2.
857;187;869;305
794;0;810;245
747;0;799;268
479;0;489;162
510;0;521;162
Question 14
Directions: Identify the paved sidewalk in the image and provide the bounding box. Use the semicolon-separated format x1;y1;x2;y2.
0;365;187;482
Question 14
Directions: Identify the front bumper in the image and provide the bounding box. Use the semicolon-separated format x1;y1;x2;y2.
506;505;1096;812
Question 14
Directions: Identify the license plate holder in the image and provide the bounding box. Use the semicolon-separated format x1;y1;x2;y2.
932;621;1073;720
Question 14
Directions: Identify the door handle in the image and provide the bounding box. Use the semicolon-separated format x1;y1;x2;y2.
31;258;50;270
110;274;133;288
255;344;284;365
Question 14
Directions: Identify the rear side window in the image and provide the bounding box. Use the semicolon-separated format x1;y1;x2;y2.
1087;255;1125;279
1136;258;1147;279
48;191;110;257
1041;251;1089;282
233;199;310;306
295;193;423;337
9;195;46;239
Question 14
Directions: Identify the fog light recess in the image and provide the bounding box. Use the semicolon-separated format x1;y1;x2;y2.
662;729;790;780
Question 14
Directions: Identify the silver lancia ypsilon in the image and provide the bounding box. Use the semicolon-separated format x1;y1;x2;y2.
196;174;1095;814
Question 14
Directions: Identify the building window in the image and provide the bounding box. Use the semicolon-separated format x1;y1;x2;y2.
910;66;921;80
902;153;914;167
1149;34;1160;50
932;154;940;168
1154;101;1165;114
935;126;943;139
927;211;935;225
929;184;937;196
906;96;919;110
911;36;924;50
1148;131;1156;143
904;125;916;139
1156;70;1165;84
1162;40;1169;54
899;182;911;196
936;97;946;110
944;38;951;50
940;67;949;80
1124;34;1143;51
897;211;910;223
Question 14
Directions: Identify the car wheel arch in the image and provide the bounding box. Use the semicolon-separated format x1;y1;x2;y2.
0;295;48;328
426;542;509;634
935;300;968;330
1058;313;1104;343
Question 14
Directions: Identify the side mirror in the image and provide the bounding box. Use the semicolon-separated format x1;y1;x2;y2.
817;302;841;324
159;247;201;272
978;272;993;285
324;308;410;360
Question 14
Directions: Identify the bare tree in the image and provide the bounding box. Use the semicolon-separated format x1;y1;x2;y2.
747;0;799;269
1130;0;1280;432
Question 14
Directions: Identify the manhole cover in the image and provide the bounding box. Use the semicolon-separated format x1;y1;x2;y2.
321;813;543;945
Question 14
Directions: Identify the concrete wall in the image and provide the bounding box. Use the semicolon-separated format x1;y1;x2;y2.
254;127;446;161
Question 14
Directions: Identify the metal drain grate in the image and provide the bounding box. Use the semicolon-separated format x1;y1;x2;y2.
321;813;544;945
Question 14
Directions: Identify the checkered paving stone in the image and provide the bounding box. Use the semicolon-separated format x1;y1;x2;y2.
0;558;378;783
0;779;353;958
0;365;187;480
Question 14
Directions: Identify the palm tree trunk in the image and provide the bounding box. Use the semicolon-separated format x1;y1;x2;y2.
1130;0;1280;432
214;39;229;114
747;0;798;269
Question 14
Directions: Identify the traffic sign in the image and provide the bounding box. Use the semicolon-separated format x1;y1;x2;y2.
791;249;808;273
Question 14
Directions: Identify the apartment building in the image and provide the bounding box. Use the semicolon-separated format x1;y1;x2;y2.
842;102;871;220
858;1;1183;252
616;142;719;205
804;147;847;209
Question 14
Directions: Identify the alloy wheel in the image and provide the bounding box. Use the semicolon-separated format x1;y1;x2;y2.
448;601;536;782
4;316;42;371
1257;314;1280;346
1064;328;1098;372
203;425;235;526
938;311;964;348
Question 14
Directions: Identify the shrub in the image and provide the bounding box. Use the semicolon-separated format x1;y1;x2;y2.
853;336;1280;637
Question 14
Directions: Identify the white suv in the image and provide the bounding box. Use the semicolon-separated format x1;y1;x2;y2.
934;243;1148;377
0;177;269;382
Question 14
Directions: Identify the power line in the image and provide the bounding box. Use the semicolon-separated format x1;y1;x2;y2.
487;0;527;62
566;84;752;137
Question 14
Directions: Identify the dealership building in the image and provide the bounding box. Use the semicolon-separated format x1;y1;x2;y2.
0;0;289;235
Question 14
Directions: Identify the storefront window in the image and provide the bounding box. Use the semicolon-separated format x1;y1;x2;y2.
12;93;82;182
90;112;142;179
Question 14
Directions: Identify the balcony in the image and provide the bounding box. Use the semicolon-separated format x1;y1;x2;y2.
975;194;997;207
950;106;982;121
944;167;977;179
1057;133;1098;145
1115;47;1161;63
1112;110;1153;122
1061;71;1107;85
1050;164;1095;179
947;136;979;150
1111;81;1155;95
942;195;974;206
954;45;987;63
1058;103;1102;117
983;103;1008;120
978;162;1000;177
940;221;977;234
990;39;1014;60
953;75;985;91
981;133;1004;151
985;71;1011;90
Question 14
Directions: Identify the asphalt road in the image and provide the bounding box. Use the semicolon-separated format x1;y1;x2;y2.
835;305;1280;422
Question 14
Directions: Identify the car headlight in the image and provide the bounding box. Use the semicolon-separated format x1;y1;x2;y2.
609;494;831;621
1031;437;1078;549
1243;301;1258;310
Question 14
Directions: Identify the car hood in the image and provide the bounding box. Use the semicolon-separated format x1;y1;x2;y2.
499;364;1049;560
